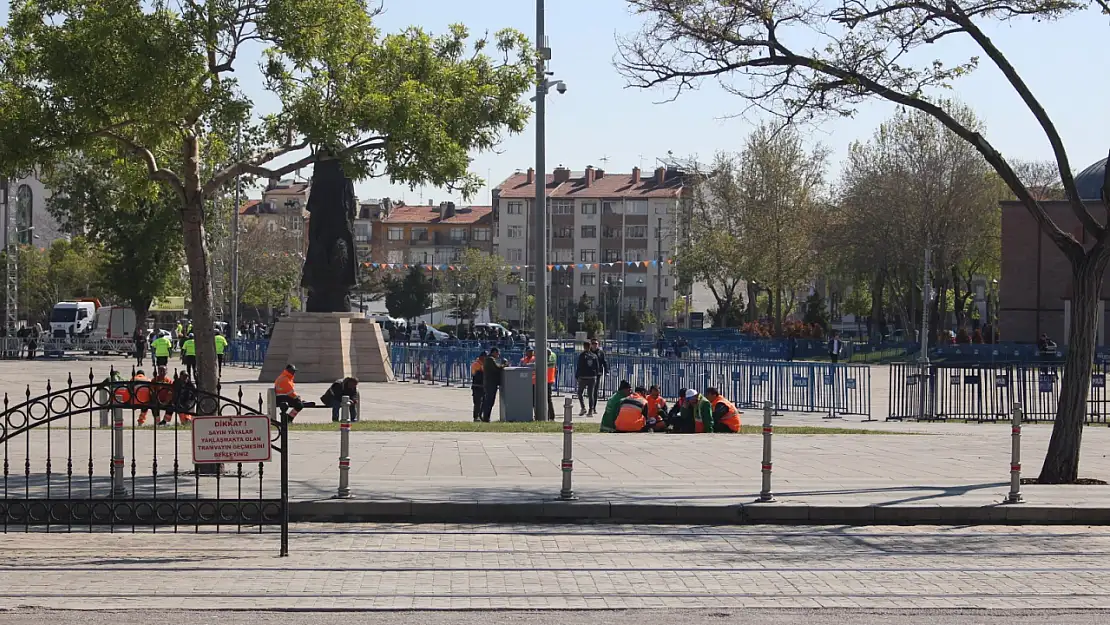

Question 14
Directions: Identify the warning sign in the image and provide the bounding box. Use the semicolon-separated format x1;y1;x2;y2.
192;415;272;463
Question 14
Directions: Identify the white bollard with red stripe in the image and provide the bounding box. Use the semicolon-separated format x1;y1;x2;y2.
1004;402;1023;504
336;397;352;499
758;401;776;502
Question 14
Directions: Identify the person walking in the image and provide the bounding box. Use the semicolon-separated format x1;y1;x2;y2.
181;333;197;379
151;331;173;370
575;341;601;416
589;339;609;412
828;332;843;364
480;348;507;423
214;330;229;377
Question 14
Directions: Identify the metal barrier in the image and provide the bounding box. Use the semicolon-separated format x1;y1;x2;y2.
390;345;872;417
0;336;137;359
888;361;1110;422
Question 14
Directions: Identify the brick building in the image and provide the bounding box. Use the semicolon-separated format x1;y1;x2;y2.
1001;157;1108;344
371;202;493;265
492;165;689;329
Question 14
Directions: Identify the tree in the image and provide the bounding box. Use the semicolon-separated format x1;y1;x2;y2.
45;151;184;326
385;268;433;322
618;0;1108;482
833;105;999;342
450;249;508;326
235;220;303;313
0;3;535;393
803;293;830;331
0;239;105;325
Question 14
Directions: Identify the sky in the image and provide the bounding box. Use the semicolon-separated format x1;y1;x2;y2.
3;0;1107;205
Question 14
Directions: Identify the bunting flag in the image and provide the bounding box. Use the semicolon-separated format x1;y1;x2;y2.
360;255;678;271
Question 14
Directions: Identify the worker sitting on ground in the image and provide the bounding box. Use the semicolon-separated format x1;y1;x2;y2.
680;388;714;433
131;369;154;425
600;380;632;433
274;364;305;421
150;366;175;426
703;387;742;433
321;377;360;422
615;385;651;433
644;385;669;432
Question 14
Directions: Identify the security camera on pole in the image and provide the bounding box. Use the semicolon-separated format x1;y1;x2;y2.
530;0;566;422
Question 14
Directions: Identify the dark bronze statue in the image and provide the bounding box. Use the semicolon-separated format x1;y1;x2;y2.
301;159;357;312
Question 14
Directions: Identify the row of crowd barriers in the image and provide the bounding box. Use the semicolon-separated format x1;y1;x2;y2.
888;361;1110;423
390;345;872;417
0;336;136;359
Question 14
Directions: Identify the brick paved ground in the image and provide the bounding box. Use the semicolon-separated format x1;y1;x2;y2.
0;524;1108;610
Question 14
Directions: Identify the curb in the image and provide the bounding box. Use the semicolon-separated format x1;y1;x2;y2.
289;499;1110;525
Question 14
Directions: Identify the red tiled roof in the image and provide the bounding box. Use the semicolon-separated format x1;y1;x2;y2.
239;199;262;215
381;205;493;225
496;170;685;199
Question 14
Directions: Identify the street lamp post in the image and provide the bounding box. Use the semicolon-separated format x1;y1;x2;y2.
918;247;932;420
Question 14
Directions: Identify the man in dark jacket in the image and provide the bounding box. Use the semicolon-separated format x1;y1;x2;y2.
321;377;360;422
589;339;609;413
481;347;507;422
575;341;601;416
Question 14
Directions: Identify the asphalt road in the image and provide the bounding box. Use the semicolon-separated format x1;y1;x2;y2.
1;610;1109;625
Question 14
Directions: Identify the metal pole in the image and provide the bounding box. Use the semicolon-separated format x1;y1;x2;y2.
758;401;775;502
532;0;549;423
98;387;109;428
111;406;127;497
656;217;663;331
1005;402;1024;504
560;396;576;500
267;388;277;421
336;396;352;498
918;247;932;420
230;126;241;339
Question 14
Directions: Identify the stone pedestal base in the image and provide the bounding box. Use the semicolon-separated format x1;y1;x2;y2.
260;312;395;384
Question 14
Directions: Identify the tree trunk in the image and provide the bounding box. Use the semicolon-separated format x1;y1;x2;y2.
181;136;219;396
1039;248;1110;483
746;282;759;323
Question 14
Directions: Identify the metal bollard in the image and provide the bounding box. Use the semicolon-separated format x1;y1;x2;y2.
267;388;277;421
336;397;352;499
111;406;128;497
560;396;577;500
1004;402;1024;504
758;401;776;502
98;387;109;428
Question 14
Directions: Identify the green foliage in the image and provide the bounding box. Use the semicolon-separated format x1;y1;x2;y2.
236;220;302;310
0;238;105;324
803;293;830;330
449;249;507;323
45;150;184;319
385;268;433;321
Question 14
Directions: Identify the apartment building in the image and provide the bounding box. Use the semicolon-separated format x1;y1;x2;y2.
355;198;393;262
492;165;689;328
371;201;493;265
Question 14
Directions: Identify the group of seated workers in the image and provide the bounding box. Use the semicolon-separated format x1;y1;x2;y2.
599;381;742;433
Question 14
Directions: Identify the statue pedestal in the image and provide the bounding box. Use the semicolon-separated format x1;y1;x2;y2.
259;312;395;383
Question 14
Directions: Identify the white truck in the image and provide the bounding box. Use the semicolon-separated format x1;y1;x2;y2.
49;300;98;338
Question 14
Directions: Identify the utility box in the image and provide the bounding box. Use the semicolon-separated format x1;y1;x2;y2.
500;367;534;422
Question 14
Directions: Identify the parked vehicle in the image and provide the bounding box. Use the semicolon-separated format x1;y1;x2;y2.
49;299;99;338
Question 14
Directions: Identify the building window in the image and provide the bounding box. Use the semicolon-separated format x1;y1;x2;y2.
581;202;597;215
15;184;32;245
604;249;622;262
553;226;573;239
551;200;574;215
602;201;622;215
581;226;597;238
473;228;491;241
507;225;524;238
655;203;672;215
626;225;647;239
664;276;671;287
603;226;621;239
450;227;467;242
553;249;574;263
387;250;403;264
506;248;524;262
626;200;648;215
292;216;303;232
580;273;597;286
506;295;519;310
410;227;428;242
506;202;524;215
580;249;596;262
627;249;646;262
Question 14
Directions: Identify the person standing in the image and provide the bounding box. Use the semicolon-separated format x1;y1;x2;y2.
133;328;147;368
575;341;601;416
470;351;487;422
151;332;173;370
828;332;843;364
480;347;507;423
590;339;609;411
181;333;197;379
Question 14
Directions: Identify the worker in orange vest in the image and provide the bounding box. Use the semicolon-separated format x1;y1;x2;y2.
615;386;649;433
704;387;742;433
130;370;155;425
644;385;668;432
274;364;304;421
150;367;175;426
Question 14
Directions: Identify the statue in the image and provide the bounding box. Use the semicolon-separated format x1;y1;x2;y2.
301;159;358;312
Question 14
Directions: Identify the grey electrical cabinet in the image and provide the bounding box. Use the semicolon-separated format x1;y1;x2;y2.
499;367;534;422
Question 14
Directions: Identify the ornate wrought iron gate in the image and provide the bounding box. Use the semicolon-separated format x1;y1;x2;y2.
0;368;289;555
